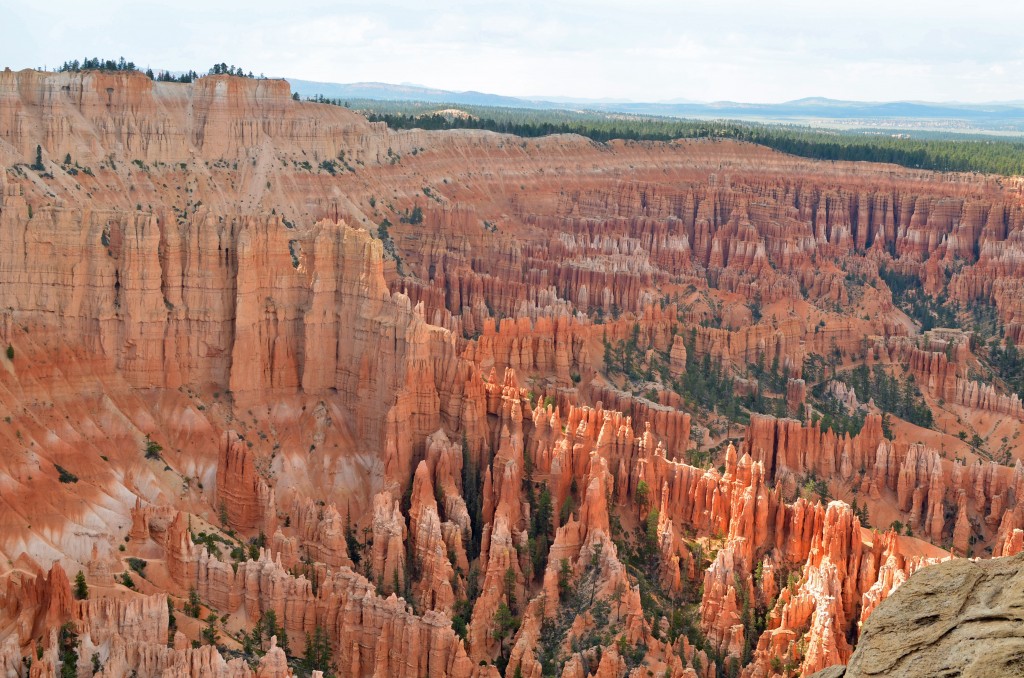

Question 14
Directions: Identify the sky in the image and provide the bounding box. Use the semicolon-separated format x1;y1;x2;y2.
3;0;1023;103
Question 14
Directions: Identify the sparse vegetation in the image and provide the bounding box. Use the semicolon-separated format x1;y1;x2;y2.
73;571;88;600
207;63;261;78
376;219;404;274
184;587;201;617
879;268;957;331
826;364;934;429
31;145;44;172
986;337;1024;401
201;621;219;646
156;69;200;83
55;465;79;484
144;435;163;459
303;625;333;674
58;622;79;678
58;57;139;73
353;106;1024;176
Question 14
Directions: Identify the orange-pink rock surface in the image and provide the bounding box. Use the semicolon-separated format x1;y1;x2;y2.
1;67;1024;678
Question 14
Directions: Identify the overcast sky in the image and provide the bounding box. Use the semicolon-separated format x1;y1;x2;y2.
3;0;1023;103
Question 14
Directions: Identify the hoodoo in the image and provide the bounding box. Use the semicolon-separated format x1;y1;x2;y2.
1;64;1023;678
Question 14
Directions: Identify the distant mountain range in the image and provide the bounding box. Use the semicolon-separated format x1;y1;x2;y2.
288;80;541;108
593;97;1024;122
286;79;1024;132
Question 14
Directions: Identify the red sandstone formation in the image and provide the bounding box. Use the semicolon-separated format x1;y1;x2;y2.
217;430;276;533
2;67;1024;678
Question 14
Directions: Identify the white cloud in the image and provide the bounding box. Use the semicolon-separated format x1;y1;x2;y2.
1;0;1022;102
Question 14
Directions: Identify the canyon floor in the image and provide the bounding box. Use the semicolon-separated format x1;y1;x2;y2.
1;68;1023;678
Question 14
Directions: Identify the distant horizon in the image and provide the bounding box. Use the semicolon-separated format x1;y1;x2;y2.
8;65;1024;111
3;0;1024;104
282;77;1024;107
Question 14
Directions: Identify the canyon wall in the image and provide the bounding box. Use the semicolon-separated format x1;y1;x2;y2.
1;68;1023;677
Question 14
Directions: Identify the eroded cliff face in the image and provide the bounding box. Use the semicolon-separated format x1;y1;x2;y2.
2;68;1024;678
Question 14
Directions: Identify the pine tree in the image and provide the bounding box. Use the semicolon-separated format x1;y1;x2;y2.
184;587;201;617
491;602;518;666
58;622;78;678
303;625;332;672
503;566;517;612
73;571;88;600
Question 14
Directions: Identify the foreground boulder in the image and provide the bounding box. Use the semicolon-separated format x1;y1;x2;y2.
811;552;1024;677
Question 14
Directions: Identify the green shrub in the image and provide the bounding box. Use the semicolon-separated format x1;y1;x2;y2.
55;464;79;484
184;587;201;617
144;436;163;459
